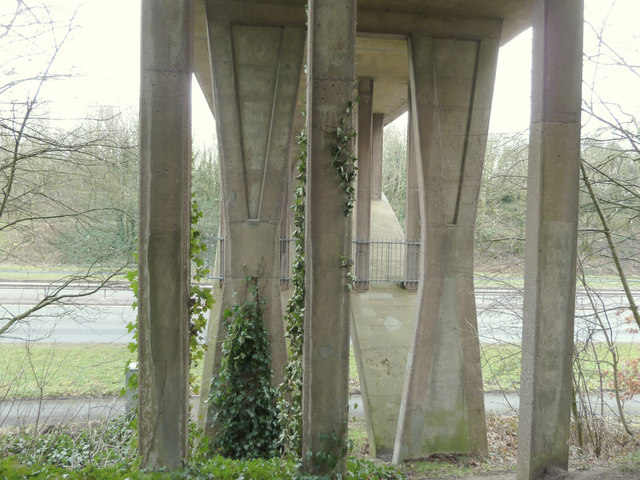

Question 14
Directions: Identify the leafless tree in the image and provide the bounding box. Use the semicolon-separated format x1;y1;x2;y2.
0;1;137;338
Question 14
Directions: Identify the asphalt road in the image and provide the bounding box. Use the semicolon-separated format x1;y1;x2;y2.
1;283;639;344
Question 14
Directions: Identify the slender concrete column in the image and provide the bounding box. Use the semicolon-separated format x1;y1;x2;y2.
138;0;192;469
355;78;373;290
404;104;420;289
198;15;305;441
302;0;356;476
517;2;583;479
280;168;292;289
371;113;384;200
393;30;501;462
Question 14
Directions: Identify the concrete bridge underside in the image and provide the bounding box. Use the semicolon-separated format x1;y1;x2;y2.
139;1;583;478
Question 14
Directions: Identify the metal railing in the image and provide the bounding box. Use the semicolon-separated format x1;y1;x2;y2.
201;235;422;286
353;239;420;285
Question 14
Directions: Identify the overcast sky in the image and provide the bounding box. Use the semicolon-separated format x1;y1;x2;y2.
2;0;638;143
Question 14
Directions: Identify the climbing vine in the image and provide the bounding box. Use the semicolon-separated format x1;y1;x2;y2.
188;199;215;392
209;275;281;460
124;196;214;394
306;428;350;474
329;86;359;216
339;255;356;292
277;124;307;457
278;89;359;455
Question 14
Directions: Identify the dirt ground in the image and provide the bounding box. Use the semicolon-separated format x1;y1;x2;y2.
446;466;639;479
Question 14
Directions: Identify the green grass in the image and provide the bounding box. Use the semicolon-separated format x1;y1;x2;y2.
0;344;136;399
473;272;640;291
481;343;522;392
481;342;640;392
2;341;639;401
348;416;369;456
0;264;130;283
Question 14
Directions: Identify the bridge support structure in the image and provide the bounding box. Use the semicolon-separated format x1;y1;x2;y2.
138;1;585;477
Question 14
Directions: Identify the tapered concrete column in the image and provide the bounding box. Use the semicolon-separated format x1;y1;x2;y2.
394;30;501;462
404;105;420;289
138;0;192;470
517;2;583;479
302;0;356;476
371;113;384;200
198;11;305;441
355;78;373;290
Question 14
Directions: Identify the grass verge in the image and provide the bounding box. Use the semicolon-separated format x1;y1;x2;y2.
0;265;130;283
2;342;640;400
0;344;136;399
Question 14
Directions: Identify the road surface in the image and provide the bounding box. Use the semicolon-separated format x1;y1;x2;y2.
2;282;639;344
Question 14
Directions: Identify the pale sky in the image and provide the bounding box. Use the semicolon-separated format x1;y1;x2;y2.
2;0;638;142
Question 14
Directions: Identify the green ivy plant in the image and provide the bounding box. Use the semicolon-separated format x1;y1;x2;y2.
306;429;349;474
208;275;281;460
278;124;307;457
329;86;359;217
0;453;405;480
188;199;215;393
124;196;214;396
339;255;356;292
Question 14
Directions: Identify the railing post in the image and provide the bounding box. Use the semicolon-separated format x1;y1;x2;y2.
280;237;291;289
354;240;370;290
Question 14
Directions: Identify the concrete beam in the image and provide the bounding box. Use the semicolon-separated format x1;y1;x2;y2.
516;1;583;478
302;0;356;476
394;30;501;462
358;11;503;42
138;0;192;469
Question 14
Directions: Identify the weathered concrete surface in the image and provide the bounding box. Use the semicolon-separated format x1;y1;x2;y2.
302;0;356;476
394;28;501;462
516;1;584;479
198;5;305;443
138;0;192;469
352;289;414;457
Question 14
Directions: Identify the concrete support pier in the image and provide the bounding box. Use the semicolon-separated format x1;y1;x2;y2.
198;3;305;442
517;1;584;478
394;29;501;462
404;105;420;289
302;0;356;476
138;0;193;469
371;113;384;200
355;78;374;290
